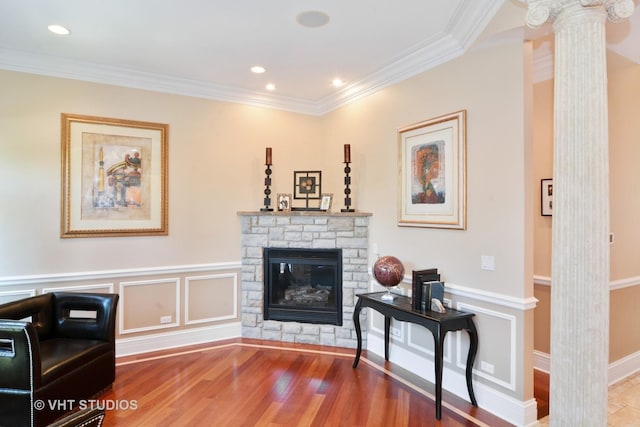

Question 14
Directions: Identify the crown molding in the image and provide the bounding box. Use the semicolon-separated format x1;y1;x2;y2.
0;0;506;116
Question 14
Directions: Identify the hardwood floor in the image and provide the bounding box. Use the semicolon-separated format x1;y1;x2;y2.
534;369;550;420
98;339;518;426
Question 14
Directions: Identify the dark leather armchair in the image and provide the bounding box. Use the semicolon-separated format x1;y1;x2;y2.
47;407;105;427
0;292;119;427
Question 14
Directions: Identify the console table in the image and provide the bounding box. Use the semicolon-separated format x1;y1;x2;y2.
352;292;478;420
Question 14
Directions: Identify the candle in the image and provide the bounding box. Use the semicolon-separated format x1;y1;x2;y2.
344;144;351;163
266;147;272;165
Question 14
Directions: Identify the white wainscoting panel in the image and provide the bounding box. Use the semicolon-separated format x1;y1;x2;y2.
43;283;115;294
457;302;517;391
119;278;181;334
0;289;36;304
184;273;238;325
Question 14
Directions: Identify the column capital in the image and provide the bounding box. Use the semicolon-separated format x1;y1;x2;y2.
522;0;635;28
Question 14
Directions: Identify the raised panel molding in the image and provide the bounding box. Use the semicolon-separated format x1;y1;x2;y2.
119;278;181;334
184;273;238;325
456;302;517;391
43;283;114;294
0;289;36;304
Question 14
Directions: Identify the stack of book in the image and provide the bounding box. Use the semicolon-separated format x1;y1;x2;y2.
411;268;445;311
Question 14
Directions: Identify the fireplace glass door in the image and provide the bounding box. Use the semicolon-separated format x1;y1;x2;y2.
263;248;342;325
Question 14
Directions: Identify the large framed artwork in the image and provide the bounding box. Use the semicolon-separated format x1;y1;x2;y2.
398;110;466;229
61;114;169;238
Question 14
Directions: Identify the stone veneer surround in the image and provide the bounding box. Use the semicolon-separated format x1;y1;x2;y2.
238;211;371;348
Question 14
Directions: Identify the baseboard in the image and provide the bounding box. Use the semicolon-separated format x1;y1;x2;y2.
367;334;537;427
533;349;640;386
607;350;640;385
115;322;242;357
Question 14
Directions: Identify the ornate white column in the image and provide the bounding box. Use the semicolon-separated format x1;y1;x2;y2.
524;0;634;425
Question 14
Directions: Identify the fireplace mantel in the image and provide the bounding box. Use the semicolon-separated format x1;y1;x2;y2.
238;211;371;348
237;211;372;217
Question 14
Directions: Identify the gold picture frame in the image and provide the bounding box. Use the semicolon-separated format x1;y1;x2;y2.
61;113;169;238
398;110;466;229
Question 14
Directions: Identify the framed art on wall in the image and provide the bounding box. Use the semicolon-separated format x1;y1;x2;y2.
61;113;169;238
398;110;466;229
541;178;553;216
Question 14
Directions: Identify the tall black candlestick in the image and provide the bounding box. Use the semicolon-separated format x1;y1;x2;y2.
341;162;355;212
260;164;273;211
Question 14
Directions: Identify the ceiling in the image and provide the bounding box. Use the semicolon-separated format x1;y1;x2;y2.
0;1;637;115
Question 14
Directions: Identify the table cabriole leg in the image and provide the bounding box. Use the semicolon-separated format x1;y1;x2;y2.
352;300;363;368
465;321;479;406
384;316;391;361
434;328;445;420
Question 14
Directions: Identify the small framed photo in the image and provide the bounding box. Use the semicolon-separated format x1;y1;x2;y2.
277;193;292;211
541;178;553;216
320;193;333;211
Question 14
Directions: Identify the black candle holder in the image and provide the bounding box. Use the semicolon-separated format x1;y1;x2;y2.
260;165;273;211
341;162;355;212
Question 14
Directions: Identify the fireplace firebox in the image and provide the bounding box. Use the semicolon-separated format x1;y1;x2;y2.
263;247;342;325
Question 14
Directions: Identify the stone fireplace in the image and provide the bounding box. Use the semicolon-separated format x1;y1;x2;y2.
238;211;371;348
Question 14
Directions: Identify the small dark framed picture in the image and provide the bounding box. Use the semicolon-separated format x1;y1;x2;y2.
541;178;553;216
277;193;292;211
293;171;322;200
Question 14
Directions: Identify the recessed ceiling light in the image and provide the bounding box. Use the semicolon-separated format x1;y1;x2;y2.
296;11;330;28
266;83;276;91
48;24;71;35
332;78;345;87
251;66;266;74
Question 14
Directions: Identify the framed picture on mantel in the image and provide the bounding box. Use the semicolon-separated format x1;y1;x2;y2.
292;170;322;211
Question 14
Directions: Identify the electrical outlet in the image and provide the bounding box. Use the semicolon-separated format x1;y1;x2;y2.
160;315;172;324
443;298;452;308
390;325;402;339
480;255;495;271
480;360;495;374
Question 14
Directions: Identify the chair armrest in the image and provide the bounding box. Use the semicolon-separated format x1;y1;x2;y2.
53;293;119;344
0;320;42;390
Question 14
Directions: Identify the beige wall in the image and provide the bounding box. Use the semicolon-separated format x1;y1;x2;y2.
0;37;535;415
321;41;535;405
532;56;640;364
323;42;532;299
0;71;323;274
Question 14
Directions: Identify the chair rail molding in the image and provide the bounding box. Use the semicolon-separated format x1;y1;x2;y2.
0;262;242;287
